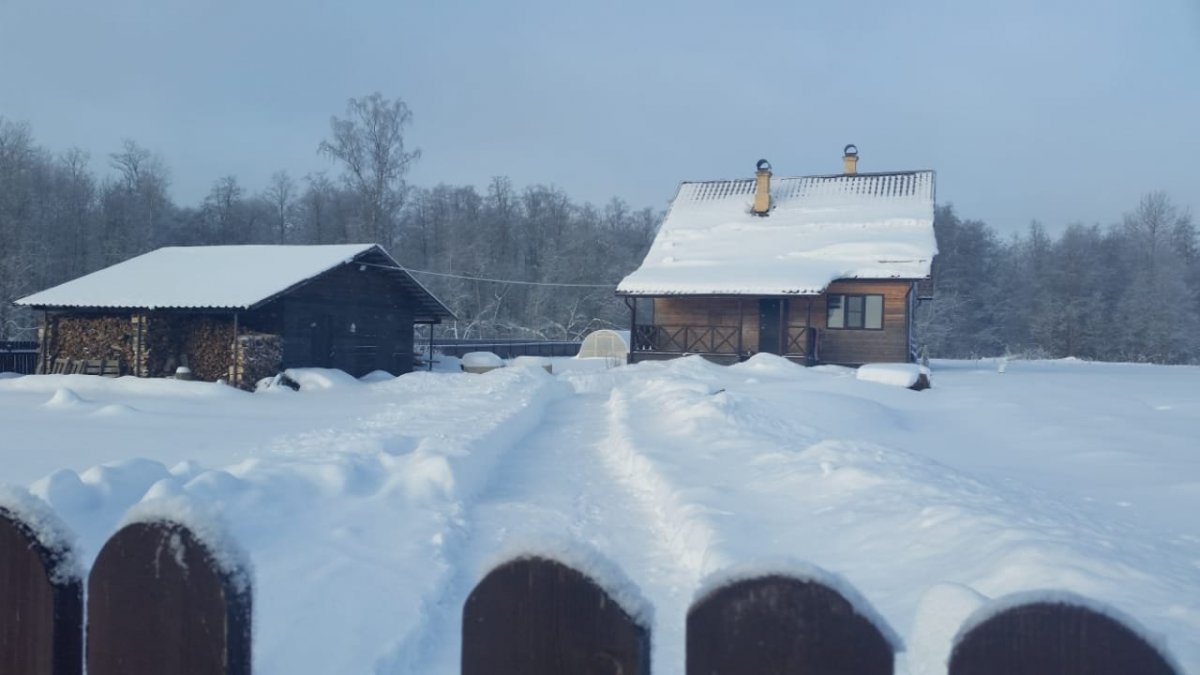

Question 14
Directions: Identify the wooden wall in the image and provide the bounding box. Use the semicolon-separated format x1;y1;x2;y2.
646;280;915;365
813;281;914;365
268;261;418;376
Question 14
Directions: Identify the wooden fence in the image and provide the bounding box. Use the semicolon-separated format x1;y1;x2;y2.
0;340;37;374
1;507;1183;674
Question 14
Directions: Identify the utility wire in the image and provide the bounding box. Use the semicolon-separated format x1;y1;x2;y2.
403;267;618;289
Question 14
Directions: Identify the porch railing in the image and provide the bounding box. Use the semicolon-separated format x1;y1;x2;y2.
634;325;740;354
634;324;819;361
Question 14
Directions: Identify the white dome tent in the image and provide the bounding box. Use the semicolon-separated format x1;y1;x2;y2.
577;329;630;361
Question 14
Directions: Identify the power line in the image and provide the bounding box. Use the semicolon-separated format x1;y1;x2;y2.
403;267;618;289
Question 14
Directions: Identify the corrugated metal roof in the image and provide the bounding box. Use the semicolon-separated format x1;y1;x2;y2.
617;170;936;296
15;244;455;320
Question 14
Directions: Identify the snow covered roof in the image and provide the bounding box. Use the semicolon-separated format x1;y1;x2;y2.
617;170;936;296
16;244;454;320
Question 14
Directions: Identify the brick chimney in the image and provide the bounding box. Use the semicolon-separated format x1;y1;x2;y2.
843;144;859;175
752;159;771;216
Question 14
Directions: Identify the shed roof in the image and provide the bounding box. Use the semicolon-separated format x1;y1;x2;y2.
16;244;454;321
616;170;936;296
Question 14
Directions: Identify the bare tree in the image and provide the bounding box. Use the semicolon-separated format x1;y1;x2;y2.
264;170;296;243
318;93;420;246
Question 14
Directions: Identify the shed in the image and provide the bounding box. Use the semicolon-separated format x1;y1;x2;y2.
616;147;936;366
577;329;631;360
15;244;453;386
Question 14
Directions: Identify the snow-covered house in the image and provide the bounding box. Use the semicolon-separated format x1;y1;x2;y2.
617;147;936;365
15;244;453;385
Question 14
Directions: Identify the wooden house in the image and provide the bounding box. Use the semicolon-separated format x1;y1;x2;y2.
617;147;936;366
15;244;453;386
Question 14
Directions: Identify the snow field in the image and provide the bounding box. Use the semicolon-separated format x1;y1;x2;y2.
1;355;1198;673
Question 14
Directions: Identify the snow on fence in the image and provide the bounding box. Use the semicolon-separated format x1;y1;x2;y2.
0;507;251;675
0;505;1185;674
0;340;38;375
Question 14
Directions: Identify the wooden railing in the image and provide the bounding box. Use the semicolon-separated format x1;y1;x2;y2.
633;325;740;354
785;326;818;361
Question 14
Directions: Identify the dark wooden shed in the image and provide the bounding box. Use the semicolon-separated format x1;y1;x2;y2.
617;148;936;366
15;244;453;386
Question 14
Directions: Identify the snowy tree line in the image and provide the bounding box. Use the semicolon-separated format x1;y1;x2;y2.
919;194;1200;363
0;94;658;341
3;92;1197;362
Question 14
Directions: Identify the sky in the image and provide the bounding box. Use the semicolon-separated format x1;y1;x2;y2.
1;0;1198;233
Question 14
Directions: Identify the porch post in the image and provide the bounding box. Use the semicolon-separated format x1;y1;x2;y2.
428;323;434;371
737;298;744;358
626;296;637;363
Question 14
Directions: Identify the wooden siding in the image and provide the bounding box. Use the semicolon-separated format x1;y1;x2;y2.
814;281;913;364
645;280;915;365
265;257;419;376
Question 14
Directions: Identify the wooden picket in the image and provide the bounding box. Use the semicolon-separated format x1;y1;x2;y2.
686;574;894;675
86;521;252;675
462;556;651;675
3;496;1195;675
949;600;1179;675
0;507;83;675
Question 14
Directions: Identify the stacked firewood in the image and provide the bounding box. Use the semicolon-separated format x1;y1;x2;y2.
49;315;134;364
178;317;237;382
235;333;283;388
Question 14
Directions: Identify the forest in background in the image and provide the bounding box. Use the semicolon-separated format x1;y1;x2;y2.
1;93;1197;362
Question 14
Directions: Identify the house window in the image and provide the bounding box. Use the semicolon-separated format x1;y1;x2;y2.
827;294;883;330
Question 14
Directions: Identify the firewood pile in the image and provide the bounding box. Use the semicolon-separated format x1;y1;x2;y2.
235;333;283;388
47;315;135;369
177;316;237;382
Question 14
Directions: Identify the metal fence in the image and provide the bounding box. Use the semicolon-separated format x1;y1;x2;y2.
0;341;37;374
430;339;581;359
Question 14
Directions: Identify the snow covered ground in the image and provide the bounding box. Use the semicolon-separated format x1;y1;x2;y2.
2;356;1198;674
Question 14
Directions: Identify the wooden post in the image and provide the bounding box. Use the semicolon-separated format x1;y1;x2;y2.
0;507;83;675
949;600;1179;675
687;575;893;675
462;556;650;675
87;521;251;675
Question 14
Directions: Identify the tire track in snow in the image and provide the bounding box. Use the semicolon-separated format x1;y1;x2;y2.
378;381;725;674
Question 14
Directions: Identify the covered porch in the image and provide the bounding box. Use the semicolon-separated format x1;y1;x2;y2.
625;295;821;364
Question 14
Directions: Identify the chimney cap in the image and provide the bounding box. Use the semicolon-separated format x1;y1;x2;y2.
843;144;858;157
756;159;772;172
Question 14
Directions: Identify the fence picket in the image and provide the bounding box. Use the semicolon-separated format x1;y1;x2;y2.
462;556;650;675
0;507;82;675
86;521;251;675
687;574;894;675
949;600;1179;675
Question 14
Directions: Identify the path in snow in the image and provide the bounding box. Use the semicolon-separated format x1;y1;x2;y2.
381;385;714;673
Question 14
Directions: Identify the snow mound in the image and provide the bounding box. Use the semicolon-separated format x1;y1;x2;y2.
43;387;87;408
0;371;22;380
907;583;988;675
953;590;1182;673
856;363;930;389
282;368;361;391
120;496;253;593
359;369;396;383
694;559;902;650
462;351;504;369
91;403;139;417
510;355;551;368
480;536;654;628
0;484;84;583
29;469;97;512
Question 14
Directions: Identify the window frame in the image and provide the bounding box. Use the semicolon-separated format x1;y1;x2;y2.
826;293;884;331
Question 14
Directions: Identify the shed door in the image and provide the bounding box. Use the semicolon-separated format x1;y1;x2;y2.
758;299;782;354
311;315;332;367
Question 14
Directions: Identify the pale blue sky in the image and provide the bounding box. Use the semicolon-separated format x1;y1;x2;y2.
2;0;1197;232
